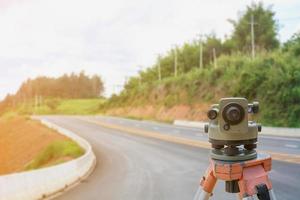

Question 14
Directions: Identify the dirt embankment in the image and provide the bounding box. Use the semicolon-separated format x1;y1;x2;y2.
0;117;69;175
105;104;210;122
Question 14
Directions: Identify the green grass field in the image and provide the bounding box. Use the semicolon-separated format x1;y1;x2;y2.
54;99;105;114
16;98;105;115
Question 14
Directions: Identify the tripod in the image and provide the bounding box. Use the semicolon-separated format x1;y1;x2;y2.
195;153;277;200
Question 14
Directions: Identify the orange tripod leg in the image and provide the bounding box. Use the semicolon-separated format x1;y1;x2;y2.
198;163;217;199
238;164;273;199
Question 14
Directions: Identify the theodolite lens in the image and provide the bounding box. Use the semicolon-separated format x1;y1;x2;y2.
227;107;240;121
222;103;245;125
207;109;218;120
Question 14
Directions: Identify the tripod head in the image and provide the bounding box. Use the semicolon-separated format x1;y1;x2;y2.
204;97;261;161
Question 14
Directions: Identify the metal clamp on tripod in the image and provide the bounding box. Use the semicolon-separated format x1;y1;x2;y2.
195;98;277;200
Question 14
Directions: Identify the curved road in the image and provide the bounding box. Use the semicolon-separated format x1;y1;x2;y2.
41;116;300;200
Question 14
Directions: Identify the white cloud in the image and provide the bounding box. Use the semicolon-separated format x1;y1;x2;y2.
0;0;299;99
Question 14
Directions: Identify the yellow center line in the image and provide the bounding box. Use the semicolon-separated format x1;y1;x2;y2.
78;117;300;165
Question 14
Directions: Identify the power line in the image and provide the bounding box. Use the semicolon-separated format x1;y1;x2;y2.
138;65;143;85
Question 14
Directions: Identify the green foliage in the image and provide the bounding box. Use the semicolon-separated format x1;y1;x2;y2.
230;2;279;51
283;31;300;56
37;98;104;115
25;140;85;170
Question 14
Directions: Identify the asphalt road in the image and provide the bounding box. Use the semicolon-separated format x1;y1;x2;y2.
94;116;300;155
40;116;300;200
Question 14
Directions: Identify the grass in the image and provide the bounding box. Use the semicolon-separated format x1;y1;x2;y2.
55;99;105;114
13;98;105;115
1;111;18;121
25;140;85;170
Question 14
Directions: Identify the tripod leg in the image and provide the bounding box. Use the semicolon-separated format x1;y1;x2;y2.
194;188;211;200
256;183;271;200
239;188;277;200
196;164;217;200
241;197;255;200
198;190;211;200
238;165;275;199
269;189;277;200
236;193;243;200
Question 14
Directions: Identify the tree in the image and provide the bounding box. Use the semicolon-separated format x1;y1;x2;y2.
46;98;60;111
283;31;300;56
91;75;104;97
11;72;104;103
230;2;279;52
202;34;223;65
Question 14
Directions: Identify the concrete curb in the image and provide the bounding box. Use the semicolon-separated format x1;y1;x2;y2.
173;120;300;138
0;118;96;200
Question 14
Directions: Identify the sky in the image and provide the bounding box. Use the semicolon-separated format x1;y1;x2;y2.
0;0;299;99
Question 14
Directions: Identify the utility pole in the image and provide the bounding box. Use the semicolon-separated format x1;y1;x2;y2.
22;92;26;105
33;94;38;114
12;98;15;108
34;94;38;113
250;14;257;59
157;54;161;81
39;95;42;106
197;34;203;69
113;84;122;94
213;48;217;69
138;65;143;86
113;85;116;94
173;46;178;77
125;76;129;85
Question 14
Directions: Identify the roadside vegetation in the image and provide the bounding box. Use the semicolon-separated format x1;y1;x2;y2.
0;73;95;174
16;98;105;115
25;140;84;170
0;116;84;175
101;2;300;127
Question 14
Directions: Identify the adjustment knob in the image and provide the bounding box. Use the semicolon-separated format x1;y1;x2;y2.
204;124;209;133
252;102;259;114
207;109;218;120
257;124;262;132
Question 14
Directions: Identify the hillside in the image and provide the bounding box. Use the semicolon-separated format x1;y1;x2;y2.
101;49;300;127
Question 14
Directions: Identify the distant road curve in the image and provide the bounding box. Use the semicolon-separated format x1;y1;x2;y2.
40;116;300;200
